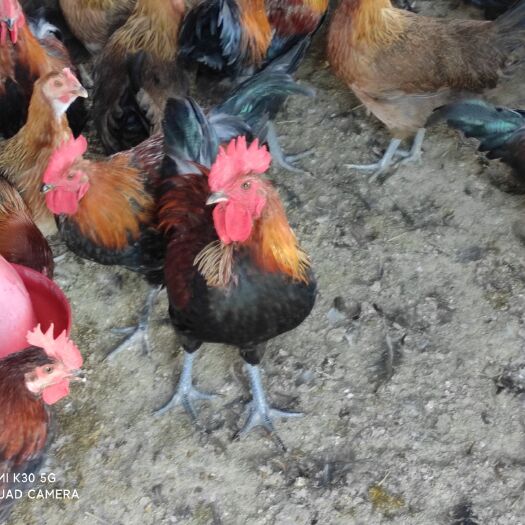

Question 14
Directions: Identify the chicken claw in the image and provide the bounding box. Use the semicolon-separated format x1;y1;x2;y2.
236;364;302;450
346;128;426;179
106;285;161;360
265;121;313;175
155;351;216;421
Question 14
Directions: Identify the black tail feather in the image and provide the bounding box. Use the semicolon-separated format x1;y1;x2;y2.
430;99;525;175
179;0;243;74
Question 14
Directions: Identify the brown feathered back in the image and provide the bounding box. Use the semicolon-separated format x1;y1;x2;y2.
328;0;525;135
0;177;54;277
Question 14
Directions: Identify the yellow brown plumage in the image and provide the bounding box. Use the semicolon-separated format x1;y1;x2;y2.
58;0;136;53
0;73;72;235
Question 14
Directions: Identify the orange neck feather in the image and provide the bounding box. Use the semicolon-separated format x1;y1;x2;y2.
239;0;272;64
18;26;49;77
247;187;310;283
72;155;155;250
332;0;405;46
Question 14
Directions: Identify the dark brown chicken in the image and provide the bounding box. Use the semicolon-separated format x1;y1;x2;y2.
180;0;328;80
155;99;316;446
92;0;186;153
327;0;525;174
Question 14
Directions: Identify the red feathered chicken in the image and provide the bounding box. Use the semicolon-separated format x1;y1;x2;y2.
155;98;316;446
0;0;86;138
0;176;54;276
0;255;83;524
180;0;328;80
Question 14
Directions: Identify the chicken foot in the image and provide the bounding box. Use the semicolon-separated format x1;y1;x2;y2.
265;121;313;175
346;128;426;177
155;350;216;421
106;285;162;360
236;363;302;450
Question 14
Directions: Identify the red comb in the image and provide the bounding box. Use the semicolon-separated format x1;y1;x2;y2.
62;67;79;85
0;0;19;20
26;324;82;370
43;134;87;184
208;137;271;191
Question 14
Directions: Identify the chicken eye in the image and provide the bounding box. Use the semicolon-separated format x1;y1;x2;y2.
241;181;251;190
44;366;53;374
54;80;63;88
66;173;75;181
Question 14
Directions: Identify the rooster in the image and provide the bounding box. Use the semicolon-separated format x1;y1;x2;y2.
58;0;136;54
180;0;328;80
327;0;525;175
0;263;82;523
41;42;313;356
430;99;525;178
0;176;54;276
155;100;316;446
0;0;86;138
0;68;87;236
92;0;187;153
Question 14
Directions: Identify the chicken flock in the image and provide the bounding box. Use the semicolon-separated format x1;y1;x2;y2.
1;0;525;521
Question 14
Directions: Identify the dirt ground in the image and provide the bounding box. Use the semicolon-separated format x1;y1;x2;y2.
8;1;525;524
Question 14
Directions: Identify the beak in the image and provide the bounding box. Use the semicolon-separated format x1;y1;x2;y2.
70;370;86;383
71;85;88;98
41;183;54;194
206;192;228;205
6;18;14;30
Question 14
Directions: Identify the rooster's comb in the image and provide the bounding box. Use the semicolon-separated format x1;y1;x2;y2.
208;137;271;191
26;324;83;370
43;134;88;184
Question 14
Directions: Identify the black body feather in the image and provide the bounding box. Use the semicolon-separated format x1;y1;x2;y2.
179;0;320;81
467;0;516;19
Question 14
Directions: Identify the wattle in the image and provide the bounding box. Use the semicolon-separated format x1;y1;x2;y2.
45;189;80;215
213;202;253;244
42;380;70;405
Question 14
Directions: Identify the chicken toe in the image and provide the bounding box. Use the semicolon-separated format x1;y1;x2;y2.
155;350;216;421
236;364;302;450
265;122;312;175
346;137;403;176
106;285;161;359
